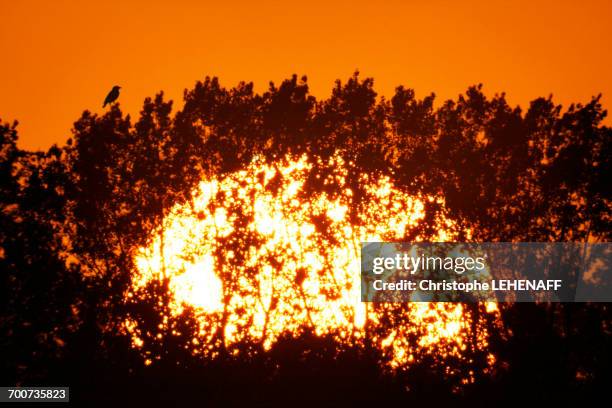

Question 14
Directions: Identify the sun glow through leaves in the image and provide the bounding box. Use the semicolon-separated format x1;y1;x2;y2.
128;152;499;370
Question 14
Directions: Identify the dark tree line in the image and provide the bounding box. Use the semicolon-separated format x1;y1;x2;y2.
1;73;610;406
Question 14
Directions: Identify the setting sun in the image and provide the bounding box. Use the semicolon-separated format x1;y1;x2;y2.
128;152;498;369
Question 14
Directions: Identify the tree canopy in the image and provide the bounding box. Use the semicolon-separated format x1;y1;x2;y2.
1;73;610;405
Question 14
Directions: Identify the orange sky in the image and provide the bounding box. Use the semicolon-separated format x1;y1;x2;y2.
1;0;611;151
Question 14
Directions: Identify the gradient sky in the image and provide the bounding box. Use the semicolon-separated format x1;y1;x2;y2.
1;0;611;150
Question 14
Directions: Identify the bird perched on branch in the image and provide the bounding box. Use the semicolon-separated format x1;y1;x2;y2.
103;85;121;107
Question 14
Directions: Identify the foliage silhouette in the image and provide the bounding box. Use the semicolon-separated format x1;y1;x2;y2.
1;72;610;405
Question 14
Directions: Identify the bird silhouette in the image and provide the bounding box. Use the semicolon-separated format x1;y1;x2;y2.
103;85;121;107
